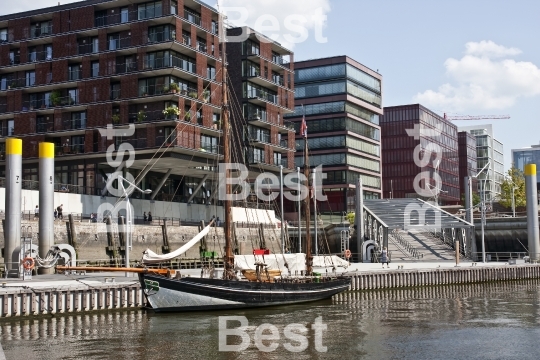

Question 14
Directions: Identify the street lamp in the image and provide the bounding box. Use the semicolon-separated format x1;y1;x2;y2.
471;161;490;263
117;175;152;276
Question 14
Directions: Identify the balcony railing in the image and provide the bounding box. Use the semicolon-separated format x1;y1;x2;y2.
30;24;53;39
274;158;288;167
143;55;196;74
200;143;221;154
36;121;54;133
108;37;131;51
184;9;202;26
77;43;99;55
9;55;21;65
122;138;147;149
68;69;82;81
63;118;87;130
116;62;138;74
27;50;53;62
182;34;192;47
197;41;207;53
248;132;270;143
147;30;175;44
249;154;265;164
55;144;85;155
110;89;121;100
246;88;279;105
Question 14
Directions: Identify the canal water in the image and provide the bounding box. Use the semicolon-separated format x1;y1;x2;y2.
1;280;539;359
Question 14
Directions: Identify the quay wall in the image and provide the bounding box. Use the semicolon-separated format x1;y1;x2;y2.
1;264;540;318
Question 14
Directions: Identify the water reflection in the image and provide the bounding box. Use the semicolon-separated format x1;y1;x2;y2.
1;281;539;359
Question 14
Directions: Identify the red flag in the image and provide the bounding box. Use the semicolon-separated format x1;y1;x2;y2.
300;115;307;138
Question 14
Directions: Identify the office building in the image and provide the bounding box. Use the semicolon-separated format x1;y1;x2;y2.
459;124;504;203
284;56;383;214
512;144;540;191
381;104;460;205
458;131;478;200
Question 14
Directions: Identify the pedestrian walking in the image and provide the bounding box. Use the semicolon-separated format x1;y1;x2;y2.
216;217;220;226
147;212;152;222
57;204;63;220
34;205;39;218
143;212;148;222
54;208;57;220
381;247;389;268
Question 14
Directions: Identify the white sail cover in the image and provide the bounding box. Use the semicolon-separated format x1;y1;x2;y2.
141;224;212;264
234;254;349;273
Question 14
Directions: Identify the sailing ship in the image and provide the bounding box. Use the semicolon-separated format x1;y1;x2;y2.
133;24;349;312
57;18;350;312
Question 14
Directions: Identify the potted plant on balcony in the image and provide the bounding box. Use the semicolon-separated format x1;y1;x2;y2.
137;110;146;123
188;90;198;99
162;106;180;120
50;90;61;107
184;111;191;121
112;114;120;124
169;83;179;94
202;89;210;103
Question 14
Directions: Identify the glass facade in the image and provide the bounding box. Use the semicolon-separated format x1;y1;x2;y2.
293;117;380;141
296;136;380;157
285;101;379;125
513;148;540;183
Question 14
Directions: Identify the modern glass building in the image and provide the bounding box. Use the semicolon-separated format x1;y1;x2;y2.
459;124;504;203
458;131;478;200
381;104;460;205
512;144;540;191
284;56;383;214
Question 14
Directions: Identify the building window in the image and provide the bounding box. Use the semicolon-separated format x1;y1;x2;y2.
0;29;7;42
7;120;14;136
121;7;129;23
197;37;207;53
46;45;53;61
108;33;120;50
68;64;82;81
138;1;163;20
184;7;201;25
243;82;278;105
201;135;218;153
71;136;85;153
72;112;87;129
31;21;52;38
28;47;37;62
182;31;191;46
248;148;264;163
274;153;283;166
148;25;174;43
68;89;78;104
243;40;260;56
211;21;218;35
95;10;107;27
110;83;121;100
91;61;99;77
92;37;99;53
170;0;178;15
207;65;216;80
26;71;36;87
0;76;7;90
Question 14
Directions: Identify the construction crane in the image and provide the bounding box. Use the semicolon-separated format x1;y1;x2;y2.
443;113;511;121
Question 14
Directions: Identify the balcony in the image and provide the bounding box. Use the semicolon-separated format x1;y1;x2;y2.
108;37;131;51
147;30;175;44
9;55;21;65
248;132;270;144
56;143;85;155
63;118;87;131
110;89;121;101
143;56;196;74
245;49;291;70
184;9;202;26
200;142;221;154
246;88;279;106
116;62;138;74
30;24;53;39
197;41;207;53
77;43;98;55
36;121;54;133
27;50;53;63
122;138;148;149
68;69;82;81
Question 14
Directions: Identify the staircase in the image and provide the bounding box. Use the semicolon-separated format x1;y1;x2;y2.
387;229;456;261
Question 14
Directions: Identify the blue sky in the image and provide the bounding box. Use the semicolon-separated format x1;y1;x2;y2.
3;0;539;170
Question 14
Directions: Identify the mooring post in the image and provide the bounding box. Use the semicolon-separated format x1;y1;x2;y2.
525;164;540;262
4;138;22;277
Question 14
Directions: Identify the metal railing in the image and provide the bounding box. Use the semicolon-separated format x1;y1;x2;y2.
147;30;175;44
77;43;99;55
108;37;131;51
68;69;82;81
116;62;138;74
122;138;148;149
197;41;207;53
273;158;288;167
27;50;53;63
110;88;121;100
246;88;279;105
30;24;53;39
56;144;85;155
143;55;196;74
184;9;202;26
248;132;270;143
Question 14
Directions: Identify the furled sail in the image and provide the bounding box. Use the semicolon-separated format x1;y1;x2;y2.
141;224;212;264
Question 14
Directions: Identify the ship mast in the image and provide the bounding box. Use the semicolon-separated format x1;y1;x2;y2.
302;116;312;275
221;14;234;280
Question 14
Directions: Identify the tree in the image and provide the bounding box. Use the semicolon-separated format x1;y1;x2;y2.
460;192;481;207
499;167;526;209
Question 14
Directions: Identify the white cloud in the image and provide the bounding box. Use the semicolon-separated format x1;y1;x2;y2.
218;0;331;49
464;40;522;58
414;41;540;111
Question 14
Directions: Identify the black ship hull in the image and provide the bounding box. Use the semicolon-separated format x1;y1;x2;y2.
140;274;350;312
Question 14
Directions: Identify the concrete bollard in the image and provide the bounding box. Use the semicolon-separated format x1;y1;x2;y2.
525;164;540;262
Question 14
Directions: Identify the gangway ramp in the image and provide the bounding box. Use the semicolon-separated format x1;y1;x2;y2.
361;199;475;262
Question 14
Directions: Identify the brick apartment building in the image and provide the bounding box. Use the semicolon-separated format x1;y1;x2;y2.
225;27;295;175
284;56;383;215
381;104;460;205
0;0;229;205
